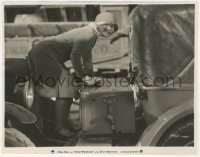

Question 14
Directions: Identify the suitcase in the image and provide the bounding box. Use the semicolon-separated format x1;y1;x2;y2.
80;80;135;136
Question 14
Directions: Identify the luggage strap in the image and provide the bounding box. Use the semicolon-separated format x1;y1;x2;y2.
103;95;118;146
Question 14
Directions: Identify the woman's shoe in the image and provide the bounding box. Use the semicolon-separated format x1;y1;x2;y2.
65;120;81;131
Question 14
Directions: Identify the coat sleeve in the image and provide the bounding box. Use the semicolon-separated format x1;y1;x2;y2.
70;28;96;79
82;50;94;76
70;41;85;79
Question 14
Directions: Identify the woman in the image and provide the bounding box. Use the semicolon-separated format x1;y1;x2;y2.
28;12;118;138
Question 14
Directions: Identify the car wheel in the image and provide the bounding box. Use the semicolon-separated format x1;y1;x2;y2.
157;116;194;146
5;128;35;147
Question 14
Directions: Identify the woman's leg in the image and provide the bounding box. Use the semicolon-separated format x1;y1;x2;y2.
55;97;73;134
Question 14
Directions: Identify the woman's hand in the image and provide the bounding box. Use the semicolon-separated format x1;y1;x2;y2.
83;75;102;86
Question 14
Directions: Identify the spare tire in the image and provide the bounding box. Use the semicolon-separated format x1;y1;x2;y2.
157;116;194;146
5;128;35;147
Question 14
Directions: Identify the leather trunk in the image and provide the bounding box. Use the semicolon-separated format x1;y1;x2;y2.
80;81;135;136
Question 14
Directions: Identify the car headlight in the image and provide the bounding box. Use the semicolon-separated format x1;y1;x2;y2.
23;80;34;109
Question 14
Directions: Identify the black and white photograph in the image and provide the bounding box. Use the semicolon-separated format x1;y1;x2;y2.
1;0;198;155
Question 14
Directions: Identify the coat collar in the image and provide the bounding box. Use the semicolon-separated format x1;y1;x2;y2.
88;22;99;38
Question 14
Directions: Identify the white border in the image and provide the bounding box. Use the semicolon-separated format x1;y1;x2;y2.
0;0;199;156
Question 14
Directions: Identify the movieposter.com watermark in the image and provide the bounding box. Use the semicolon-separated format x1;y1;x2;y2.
15;75;182;88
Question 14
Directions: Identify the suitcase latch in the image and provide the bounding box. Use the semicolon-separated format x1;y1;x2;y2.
103;95;116;105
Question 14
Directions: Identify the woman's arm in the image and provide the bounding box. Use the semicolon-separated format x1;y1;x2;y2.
110;27;130;44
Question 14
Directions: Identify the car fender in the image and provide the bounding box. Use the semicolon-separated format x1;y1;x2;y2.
136;99;194;146
5;102;37;124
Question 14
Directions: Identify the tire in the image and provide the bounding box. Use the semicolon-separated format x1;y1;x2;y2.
157;116;194;146
5;128;35;147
